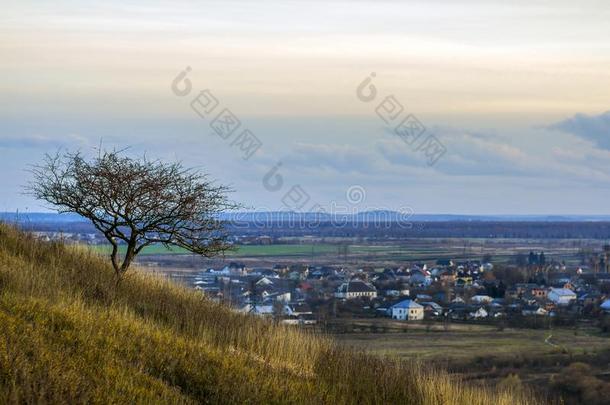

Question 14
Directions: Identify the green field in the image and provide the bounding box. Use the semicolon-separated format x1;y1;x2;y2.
91;243;338;257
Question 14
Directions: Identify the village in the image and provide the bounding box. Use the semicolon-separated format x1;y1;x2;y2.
187;253;610;330
25;229;610;330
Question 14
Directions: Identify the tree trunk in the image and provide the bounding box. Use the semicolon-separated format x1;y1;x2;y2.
109;241;121;278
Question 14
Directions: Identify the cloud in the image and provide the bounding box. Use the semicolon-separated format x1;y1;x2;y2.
285;142;382;174
284;128;535;178
549;111;610;149
280;123;610;189
377;127;546;177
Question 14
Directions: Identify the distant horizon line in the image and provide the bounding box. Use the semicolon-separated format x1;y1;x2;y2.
5;211;610;222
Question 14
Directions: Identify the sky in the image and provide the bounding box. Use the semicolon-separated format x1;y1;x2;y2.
1;0;610;215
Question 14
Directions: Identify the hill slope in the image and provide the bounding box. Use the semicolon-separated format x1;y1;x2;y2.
0;225;535;404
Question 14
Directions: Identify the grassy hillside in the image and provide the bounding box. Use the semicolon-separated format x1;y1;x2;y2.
0;225;538;404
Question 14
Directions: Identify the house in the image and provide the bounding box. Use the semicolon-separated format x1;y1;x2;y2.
372;270;396;283
384;289;401;297
256;236;273;245
409;269;431;286
298;313;317;325
387;300;424;321
335;280;377;299
241;304;274;316
308;266;334;280
469;307;488;319
448;302;468;319
547;288;577;306
439;270;456;285
419;301;443;317
530;287;547;299
578;292;603;307
256;277;275;286
280;316;301;325
471;295;493;304
285;302;313;316
481;262;493;271
489;301;505;315
514;283;538;292
455;276;472;287
262;290;291;303
522;305;548;316
223;262;246;275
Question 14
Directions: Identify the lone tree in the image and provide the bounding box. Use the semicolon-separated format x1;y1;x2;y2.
29;149;238;280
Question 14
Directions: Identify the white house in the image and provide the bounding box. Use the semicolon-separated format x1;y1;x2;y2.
261;290;291;303
256;277;275;286
335;281;377;299
522;305;548;316
471;295;493;304
547;288;577;306
240;304;274;316
280;317;301;326
387;300;424;321
284;303;313;317
469;307;488;319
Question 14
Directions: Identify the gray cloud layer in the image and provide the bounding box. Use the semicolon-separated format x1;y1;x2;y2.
550;111;610;149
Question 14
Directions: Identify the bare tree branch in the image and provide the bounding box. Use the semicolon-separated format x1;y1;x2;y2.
27;149;240;279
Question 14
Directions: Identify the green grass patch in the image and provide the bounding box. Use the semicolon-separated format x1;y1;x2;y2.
90;243;339;257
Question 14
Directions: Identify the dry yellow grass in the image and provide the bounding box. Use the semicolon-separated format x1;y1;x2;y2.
0;224;541;404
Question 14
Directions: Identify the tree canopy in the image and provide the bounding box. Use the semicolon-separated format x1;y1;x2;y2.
29;149;238;278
